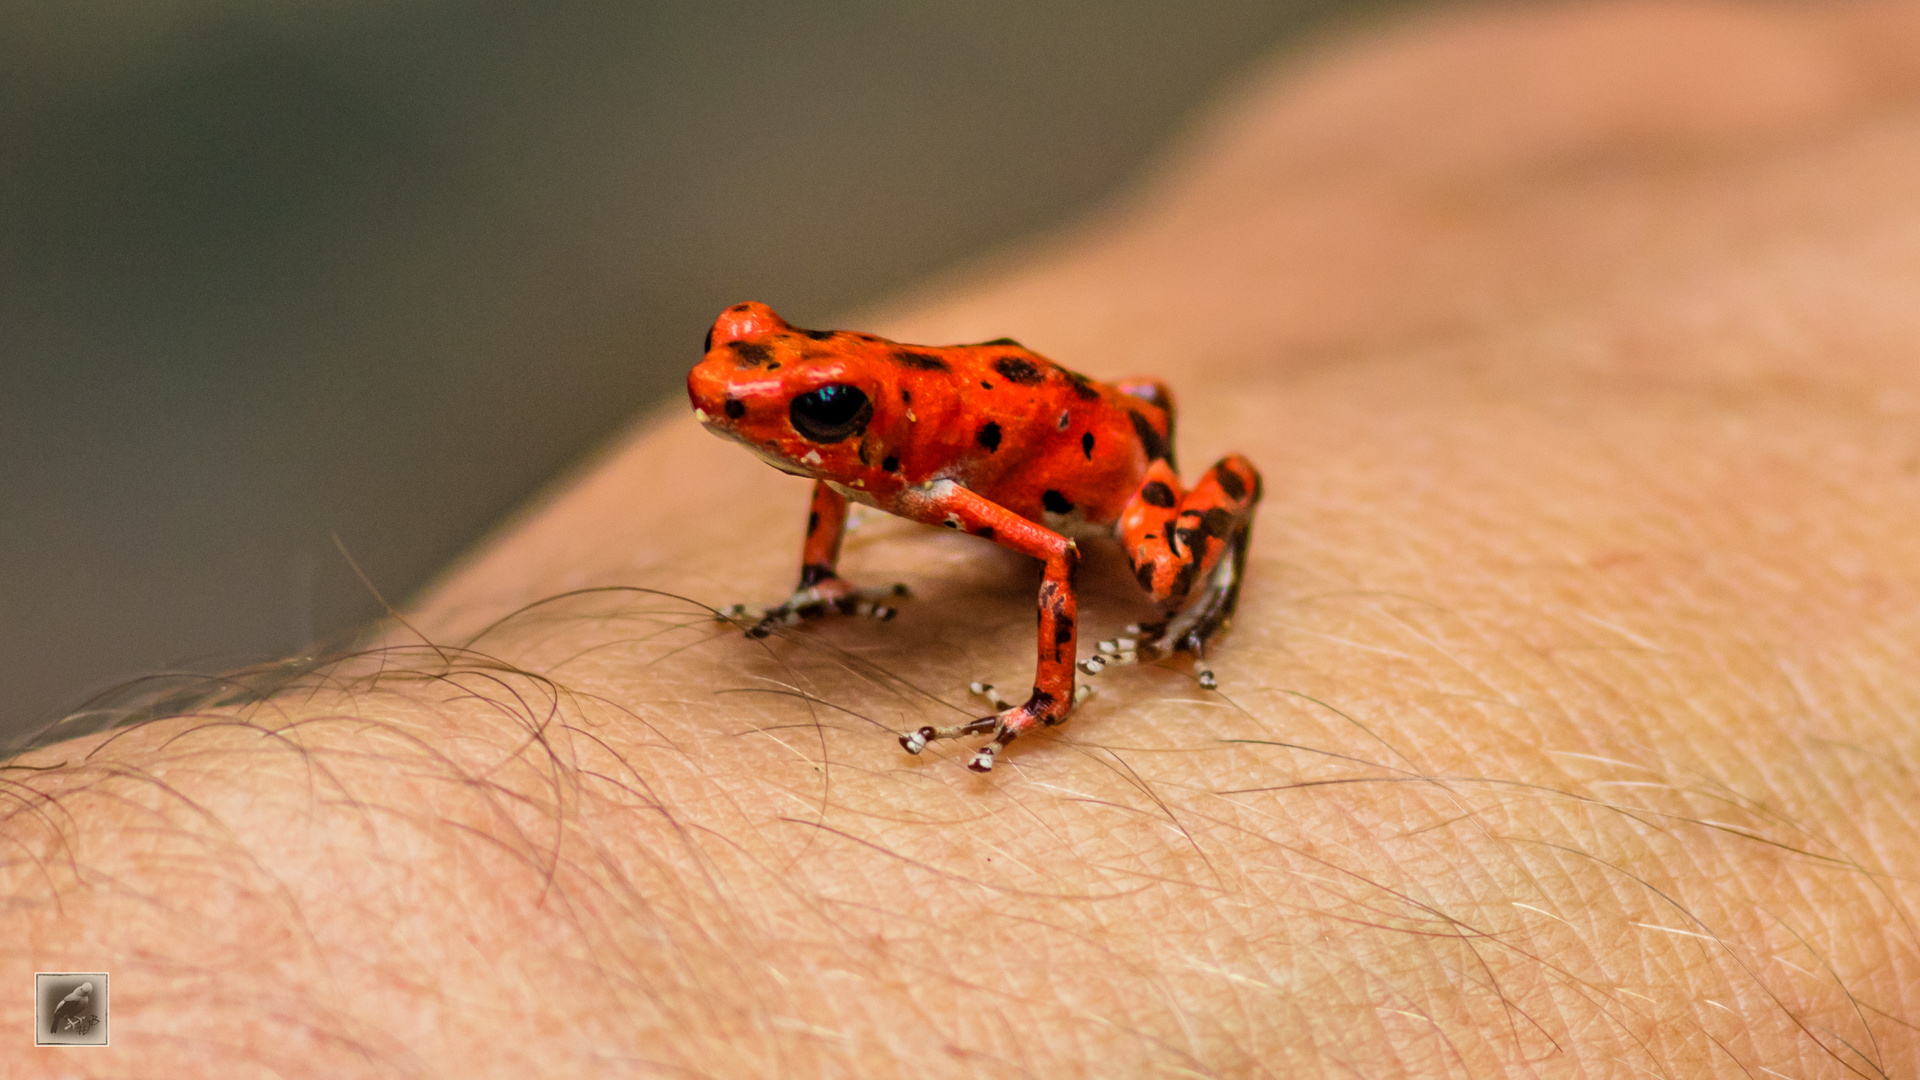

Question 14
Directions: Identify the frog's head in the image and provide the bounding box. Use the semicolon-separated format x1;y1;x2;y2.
688;302;890;480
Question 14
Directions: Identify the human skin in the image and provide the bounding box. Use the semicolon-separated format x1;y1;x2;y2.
9;0;1920;1075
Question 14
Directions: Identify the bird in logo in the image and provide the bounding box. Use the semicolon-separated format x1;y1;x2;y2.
49;981;92;1034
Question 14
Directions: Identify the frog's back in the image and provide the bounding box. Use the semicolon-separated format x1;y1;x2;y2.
922;341;1172;535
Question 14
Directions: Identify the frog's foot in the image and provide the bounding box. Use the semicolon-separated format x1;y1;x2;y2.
1075;534;1241;692
722;580;911;638
899;683;1084;771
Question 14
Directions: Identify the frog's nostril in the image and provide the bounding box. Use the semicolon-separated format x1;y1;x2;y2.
724;398;746;420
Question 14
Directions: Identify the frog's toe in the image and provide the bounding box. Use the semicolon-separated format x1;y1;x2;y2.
1077;635;1141;676
835;582;911;621
714;603;781;637
742;611;786;638
899;713;998;757
836;597;899;621
968;681;1014;711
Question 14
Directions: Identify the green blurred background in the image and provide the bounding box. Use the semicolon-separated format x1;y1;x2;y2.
1;0;1410;745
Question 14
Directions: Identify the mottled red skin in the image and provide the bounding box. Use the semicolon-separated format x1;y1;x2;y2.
688;301;1261;770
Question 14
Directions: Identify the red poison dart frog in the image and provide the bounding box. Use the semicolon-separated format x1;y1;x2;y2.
688;302;1262;772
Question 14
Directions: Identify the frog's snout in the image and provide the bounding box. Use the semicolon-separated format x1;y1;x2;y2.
687;361;738;430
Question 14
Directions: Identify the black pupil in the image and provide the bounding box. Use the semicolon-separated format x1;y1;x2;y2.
789;384;871;443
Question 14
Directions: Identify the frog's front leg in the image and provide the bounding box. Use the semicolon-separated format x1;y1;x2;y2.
737;480;908;638
894;481;1077;772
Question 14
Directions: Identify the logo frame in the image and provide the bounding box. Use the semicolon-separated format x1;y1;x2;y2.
35;972;109;1047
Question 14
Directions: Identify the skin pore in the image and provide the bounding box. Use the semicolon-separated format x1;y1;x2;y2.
9;1;1920;1075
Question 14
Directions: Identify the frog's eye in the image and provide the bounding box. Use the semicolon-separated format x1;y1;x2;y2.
789;384;873;443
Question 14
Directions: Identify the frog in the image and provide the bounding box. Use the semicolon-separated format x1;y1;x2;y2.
688;301;1262;772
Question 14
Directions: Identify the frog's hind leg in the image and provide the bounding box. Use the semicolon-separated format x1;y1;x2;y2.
1140;518;1252;688
1084;454;1261;687
1114;377;1175;410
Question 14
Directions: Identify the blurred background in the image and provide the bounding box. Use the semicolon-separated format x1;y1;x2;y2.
1;0;1412;745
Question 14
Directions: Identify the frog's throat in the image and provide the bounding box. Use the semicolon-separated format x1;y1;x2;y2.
747;443;815;478
697;416;816;479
